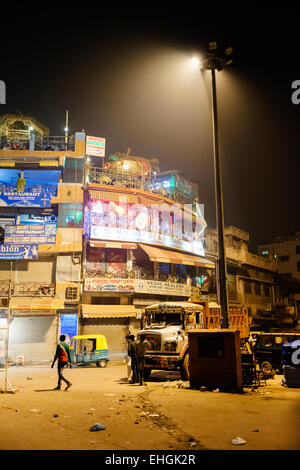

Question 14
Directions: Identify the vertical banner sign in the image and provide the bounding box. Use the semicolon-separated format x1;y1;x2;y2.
86;136;106;157
60;314;78;345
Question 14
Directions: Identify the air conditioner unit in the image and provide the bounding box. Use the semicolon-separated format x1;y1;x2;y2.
65;287;78;300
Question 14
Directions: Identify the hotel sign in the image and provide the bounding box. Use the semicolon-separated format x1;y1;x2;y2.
86;136;106;157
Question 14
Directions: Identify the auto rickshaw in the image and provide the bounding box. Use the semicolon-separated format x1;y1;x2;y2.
69;334;109;367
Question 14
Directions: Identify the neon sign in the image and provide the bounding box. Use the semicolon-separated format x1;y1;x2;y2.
85;199;206;256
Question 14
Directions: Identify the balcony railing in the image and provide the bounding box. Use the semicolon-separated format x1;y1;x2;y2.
0;281;56;297
0;135;75;151
85;268;191;285
86;167;197;204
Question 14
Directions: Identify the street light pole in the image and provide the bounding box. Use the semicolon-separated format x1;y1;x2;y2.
210;65;229;329
199;42;233;329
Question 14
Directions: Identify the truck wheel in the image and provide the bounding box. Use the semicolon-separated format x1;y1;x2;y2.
261;361;273;375
96;359;107;368
143;368;152;380
180;353;190;381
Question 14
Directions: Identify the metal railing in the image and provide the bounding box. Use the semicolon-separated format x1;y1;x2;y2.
0;135;75;151
85;268;189;284
86;167;197;205
0;281;55;297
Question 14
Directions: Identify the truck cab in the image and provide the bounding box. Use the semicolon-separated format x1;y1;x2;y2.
138;302;204;380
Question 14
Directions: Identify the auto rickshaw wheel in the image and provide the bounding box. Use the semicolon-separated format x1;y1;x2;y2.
261;361;274;376
96;359;107;368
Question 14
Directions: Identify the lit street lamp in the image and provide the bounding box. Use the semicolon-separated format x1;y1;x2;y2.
194;42;233;329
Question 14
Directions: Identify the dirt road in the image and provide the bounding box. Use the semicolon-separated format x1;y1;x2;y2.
0;362;299;451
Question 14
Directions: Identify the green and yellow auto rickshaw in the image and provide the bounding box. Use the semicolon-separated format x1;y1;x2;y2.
69;334;109;367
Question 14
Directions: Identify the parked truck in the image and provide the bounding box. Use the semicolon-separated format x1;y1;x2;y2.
138;301;249;380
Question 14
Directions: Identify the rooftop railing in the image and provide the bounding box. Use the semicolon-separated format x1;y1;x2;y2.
86;167;196;204
0;135;75;151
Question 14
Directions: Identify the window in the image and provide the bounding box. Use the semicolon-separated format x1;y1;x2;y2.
254;283;261;296
244;280;252;294
296;245;300;254
278;255;289;262
58;203;83;228
257;335;273;348
297;262;300;272
263;284;271;297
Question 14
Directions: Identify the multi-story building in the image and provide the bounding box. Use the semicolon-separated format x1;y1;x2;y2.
0;114;85;364
205;226;299;329
0;117;215;364
82;151;214;359
258;233;300;281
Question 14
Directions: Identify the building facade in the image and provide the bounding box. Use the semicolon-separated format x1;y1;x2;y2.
258;233;300;281
0;117;215;364
205;226;299;329
0;114;85;364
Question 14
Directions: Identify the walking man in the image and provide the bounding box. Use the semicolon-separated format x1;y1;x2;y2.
51;334;72;391
136;334;150;386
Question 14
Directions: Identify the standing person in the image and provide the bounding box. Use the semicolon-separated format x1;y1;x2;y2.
126;333;133;382
136;334;150;386
128;335;138;384
51;334;72;391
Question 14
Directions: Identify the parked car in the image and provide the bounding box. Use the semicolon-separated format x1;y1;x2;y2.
254;332;300;374
69;334;109;368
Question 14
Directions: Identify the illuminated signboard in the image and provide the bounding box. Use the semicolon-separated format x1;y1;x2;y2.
84;278;191;296
85;199;206;256
86;136;106;157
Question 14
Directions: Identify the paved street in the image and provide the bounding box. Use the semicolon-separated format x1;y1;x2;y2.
0;362;299;451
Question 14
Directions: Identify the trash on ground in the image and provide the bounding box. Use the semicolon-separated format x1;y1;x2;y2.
29;409;41;414
213;388;220;392
90;423;106;432
162;380;189;389
232;436;247;445
103;393;116;396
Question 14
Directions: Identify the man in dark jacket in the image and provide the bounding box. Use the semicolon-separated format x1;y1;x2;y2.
128;335;138;383
136;334;150;386
51;334;72;390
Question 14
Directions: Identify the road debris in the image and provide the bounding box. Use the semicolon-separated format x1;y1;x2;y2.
232;436;247;445
162;380;189;389
90;423;106;432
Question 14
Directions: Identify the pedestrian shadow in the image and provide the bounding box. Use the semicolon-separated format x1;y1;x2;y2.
34;389;60;392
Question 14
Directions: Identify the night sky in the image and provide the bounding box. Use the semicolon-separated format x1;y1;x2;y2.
1;7;300;251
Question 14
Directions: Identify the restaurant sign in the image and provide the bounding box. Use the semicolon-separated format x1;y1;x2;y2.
4;224;57;245
0;191;51;207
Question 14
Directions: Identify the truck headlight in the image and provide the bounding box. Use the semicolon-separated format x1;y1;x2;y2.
164;341;176;352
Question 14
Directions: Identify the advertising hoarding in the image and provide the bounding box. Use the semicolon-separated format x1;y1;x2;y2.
0;244;38;259
0;191;51;207
84;277;191;296
4;224;57;244
86;136;106;157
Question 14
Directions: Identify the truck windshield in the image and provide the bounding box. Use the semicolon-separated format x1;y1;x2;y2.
145;313;183;327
